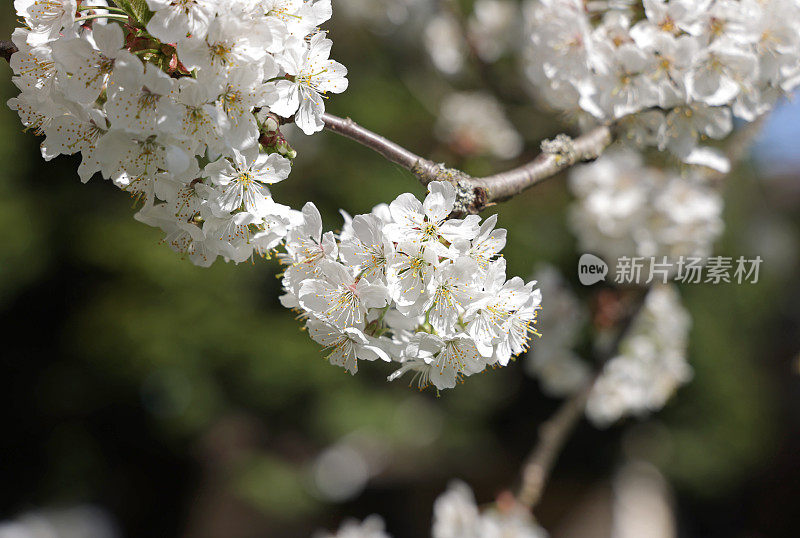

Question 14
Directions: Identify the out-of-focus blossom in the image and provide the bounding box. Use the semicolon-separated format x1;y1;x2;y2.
569;149;724;265
312;442;371;502
587;284;692;426
468;0;520;63
335;0;434;28
424;14;466;75
523;0;800;171
0;506;118;538
315;515;392;538
525;265;591;397
611;461;677;538
436;92;523;160
432;480;548;538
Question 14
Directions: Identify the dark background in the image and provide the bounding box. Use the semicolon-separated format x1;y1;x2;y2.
1;2;800;536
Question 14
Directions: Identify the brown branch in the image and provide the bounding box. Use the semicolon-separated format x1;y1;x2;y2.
471;128;614;203
321;113;442;180
1;40;18;63
517;381;593;510
323;112;613;213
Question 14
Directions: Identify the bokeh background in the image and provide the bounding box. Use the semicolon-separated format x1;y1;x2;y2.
1;2;800;537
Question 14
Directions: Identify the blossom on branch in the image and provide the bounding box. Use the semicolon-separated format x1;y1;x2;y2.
280;182;542;390
7;0;348;267
524;0;800;171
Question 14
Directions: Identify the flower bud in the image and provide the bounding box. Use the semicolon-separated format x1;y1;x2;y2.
265;117;279;133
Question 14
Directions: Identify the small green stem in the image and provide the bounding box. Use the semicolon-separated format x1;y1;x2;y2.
78;5;128;14
75;14;130;23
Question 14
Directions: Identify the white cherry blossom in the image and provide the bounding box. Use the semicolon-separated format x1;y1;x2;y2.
299;260;388;330
307;321;390;374
51;22;126;105
271;33;349;134
204;147;291;216
14;0;78;45
384;181;480;245
145;0;216;43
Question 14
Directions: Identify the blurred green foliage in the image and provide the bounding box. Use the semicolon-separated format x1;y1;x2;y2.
1;5;799;538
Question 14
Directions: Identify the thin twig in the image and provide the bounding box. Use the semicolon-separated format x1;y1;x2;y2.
517;381;593;510
516;288;648;510
321;113;442;179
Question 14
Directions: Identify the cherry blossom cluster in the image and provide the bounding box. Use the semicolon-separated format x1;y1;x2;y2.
524;0;800;172
9;0;347;266
587;283;692;426
521;266;692;427
569;149;725;265
278;182;542;391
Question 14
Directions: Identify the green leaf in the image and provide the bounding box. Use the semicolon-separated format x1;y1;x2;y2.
129;0;154;24
112;0;153;25
112;0;132;14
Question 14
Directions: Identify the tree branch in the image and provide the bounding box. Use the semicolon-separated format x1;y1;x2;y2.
0;37;613;212
516;381;593;510
323;113;613;213
320;113;443;181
